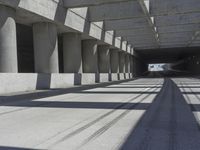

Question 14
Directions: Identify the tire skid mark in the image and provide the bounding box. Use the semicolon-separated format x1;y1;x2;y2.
120;78;168;150
78;86;161;149
34;114;96;148
48;82;163;148
0;94;86;116
136;79;178;150
35;93;140;148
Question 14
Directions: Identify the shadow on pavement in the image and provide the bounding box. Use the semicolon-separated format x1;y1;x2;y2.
120;79;200;150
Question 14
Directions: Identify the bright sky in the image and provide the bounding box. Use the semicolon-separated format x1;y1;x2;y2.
148;64;165;71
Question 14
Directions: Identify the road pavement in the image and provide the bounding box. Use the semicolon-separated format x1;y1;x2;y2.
0;78;200;150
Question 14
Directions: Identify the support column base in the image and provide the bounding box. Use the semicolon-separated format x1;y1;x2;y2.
0;73;134;94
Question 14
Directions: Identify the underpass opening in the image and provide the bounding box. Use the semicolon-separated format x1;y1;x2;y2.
136;47;200;78
148;63;166;72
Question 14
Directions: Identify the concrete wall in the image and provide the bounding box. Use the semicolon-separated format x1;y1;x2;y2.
0;73;133;94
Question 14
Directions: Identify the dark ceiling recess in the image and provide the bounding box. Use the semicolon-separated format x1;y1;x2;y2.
136;47;200;64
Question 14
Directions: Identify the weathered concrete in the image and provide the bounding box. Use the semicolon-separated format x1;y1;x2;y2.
0;5;18;73
111;73;119;81
1;78;200;149
0;0;199;49
119;52;125;73
63;33;82;73
88;1;144;21
0;78;165;150
98;45;110;73
64;0;135;7
110;49;119;73
33;22;59;73
82;40;98;73
0;73;126;94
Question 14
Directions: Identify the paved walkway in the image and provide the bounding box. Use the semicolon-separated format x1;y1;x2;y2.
0;78;200;150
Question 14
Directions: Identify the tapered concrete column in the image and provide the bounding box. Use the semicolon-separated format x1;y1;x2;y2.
110;49;119;73
125;54;130;73
63;33;82;73
82;40;98;73
0;5;18;72
98;45;110;73
119;52;125;73
33;22;59;73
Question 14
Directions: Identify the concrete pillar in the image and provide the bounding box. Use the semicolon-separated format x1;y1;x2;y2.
33;22;59;73
63;33;82;73
0;5;18;72
82;40;98;73
98;45;110;73
110;49;119;73
119;52;125;73
125;54;130;73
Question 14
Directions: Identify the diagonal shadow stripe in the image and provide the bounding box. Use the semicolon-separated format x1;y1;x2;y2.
120;78;200;150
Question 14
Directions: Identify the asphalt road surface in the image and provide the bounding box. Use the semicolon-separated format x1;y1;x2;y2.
0;78;200;150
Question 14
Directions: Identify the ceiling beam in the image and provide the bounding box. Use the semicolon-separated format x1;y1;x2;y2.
63;0;136;8
137;0;159;46
104;18;149;30
155;13;200;27
88;1;144;21
150;0;200;16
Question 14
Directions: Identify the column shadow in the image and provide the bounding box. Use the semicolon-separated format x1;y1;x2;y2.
36;74;51;90
74;73;82;85
120;79;200;150
0;146;41;150
0;78;134;104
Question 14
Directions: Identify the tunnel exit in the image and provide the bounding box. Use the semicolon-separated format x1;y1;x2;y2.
148;63;168;72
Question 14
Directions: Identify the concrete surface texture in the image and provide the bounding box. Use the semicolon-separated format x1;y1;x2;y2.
119;52;125;73
98;45;110;73
110;49;119;73
82;40;99;73
0;5;18;73
0;73;132;94
0;0;200;149
0;78;200;150
63;33;82;73
33;22;59;73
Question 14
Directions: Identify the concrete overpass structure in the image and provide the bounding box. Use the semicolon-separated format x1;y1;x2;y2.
0;0;200;150
0;0;199;93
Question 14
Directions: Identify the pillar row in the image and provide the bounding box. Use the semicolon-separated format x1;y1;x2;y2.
33;22;59;73
98;45;110;73
82;40;98;73
110;49;119;73
63;33;82;73
0;5;18;73
119;52;125;73
125;54;130;73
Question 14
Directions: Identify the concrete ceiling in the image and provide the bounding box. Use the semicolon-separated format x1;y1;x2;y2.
64;0;200;50
136;47;200;63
